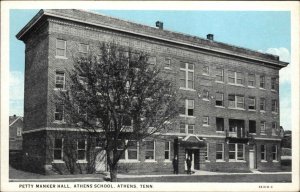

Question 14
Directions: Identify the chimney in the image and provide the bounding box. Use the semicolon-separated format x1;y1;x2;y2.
207;34;214;41
156;21;163;30
13;114;16;118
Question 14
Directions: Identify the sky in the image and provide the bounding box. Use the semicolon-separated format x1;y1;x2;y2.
9;10;291;130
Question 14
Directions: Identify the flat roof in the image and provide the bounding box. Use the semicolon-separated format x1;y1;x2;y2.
16;9;288;68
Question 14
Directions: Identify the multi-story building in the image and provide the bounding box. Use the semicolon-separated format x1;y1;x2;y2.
16;9;288;174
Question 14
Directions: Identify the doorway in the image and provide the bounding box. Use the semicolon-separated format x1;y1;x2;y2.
249;149;256;169
185;149;200;171
95;149;107;172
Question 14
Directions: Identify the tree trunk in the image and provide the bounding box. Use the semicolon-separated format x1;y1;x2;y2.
109;165;118;182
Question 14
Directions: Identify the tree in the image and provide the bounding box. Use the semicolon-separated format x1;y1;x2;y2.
57;42;180;181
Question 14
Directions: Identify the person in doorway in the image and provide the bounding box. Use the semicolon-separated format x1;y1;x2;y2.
172;155;178;174
186;156;192;174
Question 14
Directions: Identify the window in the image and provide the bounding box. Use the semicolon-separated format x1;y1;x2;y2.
260;98;266;111
248;97;256;110
55;104;64;121
203;116;209;126
272;145;278;161
145;140;155;160
248;74;255;87
203;90;209;100
215;92;224;106
55;71;65;89
56;39;66;57
249;120;256;134
215;68;224;82
53;138;63;160
203;66;209;75
17;127;22;136
229;94;244;109
127;140;138;160
271;77;277;90
272;100;278;113
180;63;194;89
272;122;277;135
216;143;224;161
260;75;265;88
148;56;156;65
180;123;194;134
165;141;171;160
261;145;266;161
188;125;194;134
180;99;194;116
216;117;224;131
164;58;171;68
229;143;245;161
204;143;209;161
79;43;89;55
77;139;86;160
260;121;266;133
228;71;244;85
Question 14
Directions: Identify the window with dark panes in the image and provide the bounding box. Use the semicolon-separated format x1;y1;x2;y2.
145;140;155;160
272;99;278;112
53;138;63;160
55;71;65;89
188;125;194;134
180;123;186;133
216;143;224;160
55;104;64;121
77;139;86;160
249;120;256;133
271;77;277;90
216;117;224;131
272;145;278;161
228;70;235;84
248;97;256;110
260;121;266;133
216;92;224;106
260;75;265;88
164;141;170;160
260;98;266;111
127;140;138;160
187;100;194;116
236;72;244;85
180;63;194;89
261;145;266;161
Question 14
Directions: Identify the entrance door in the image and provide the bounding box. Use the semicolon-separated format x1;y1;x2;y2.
185;149;195;171
95;149;107;172
249;150;255;169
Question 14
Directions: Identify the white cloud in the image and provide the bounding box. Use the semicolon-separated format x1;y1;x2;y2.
9;71;24;101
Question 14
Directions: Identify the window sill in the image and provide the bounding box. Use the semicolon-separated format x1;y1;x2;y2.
163;160;172;163
119;160;140;163
216;160;225;162
272;160;279;163
271;89;277;92
164;67;172;70
179;115;196;118
179;87;196;92
272;112;279;115
216;131;225;133
53;88;67;92
248;109;256;112
76;160;88;164
260;133;266;135
52;160;65;163
261;160;267;163
248;86;256;89
259;87;266;91
215;81;224;84
55;56;68;59
203;124;210;127
260;110;266;113
144;160;157;163
202;99;210;102
215;105;225;108
202;73;210;76
205;160;210;163
228;83;244;87
229;160;246;163
53;120;66;124
228;107;245;111
249;133;257;135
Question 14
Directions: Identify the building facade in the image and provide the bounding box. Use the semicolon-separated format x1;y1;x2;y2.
16;9;288;174
9;115;23;151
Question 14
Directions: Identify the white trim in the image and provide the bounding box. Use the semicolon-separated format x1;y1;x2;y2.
22;127;104;134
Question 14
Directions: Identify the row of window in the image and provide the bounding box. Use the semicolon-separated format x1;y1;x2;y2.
55;39;278;92
180;63;278;91
205;143;278;162
53;139;171;162
180;96;278;116
179;118;278;135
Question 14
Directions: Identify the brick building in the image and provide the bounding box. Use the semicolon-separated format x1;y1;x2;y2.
16;9;288;174
9;115;23;151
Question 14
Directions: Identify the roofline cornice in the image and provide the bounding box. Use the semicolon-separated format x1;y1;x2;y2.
16;9;289;68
